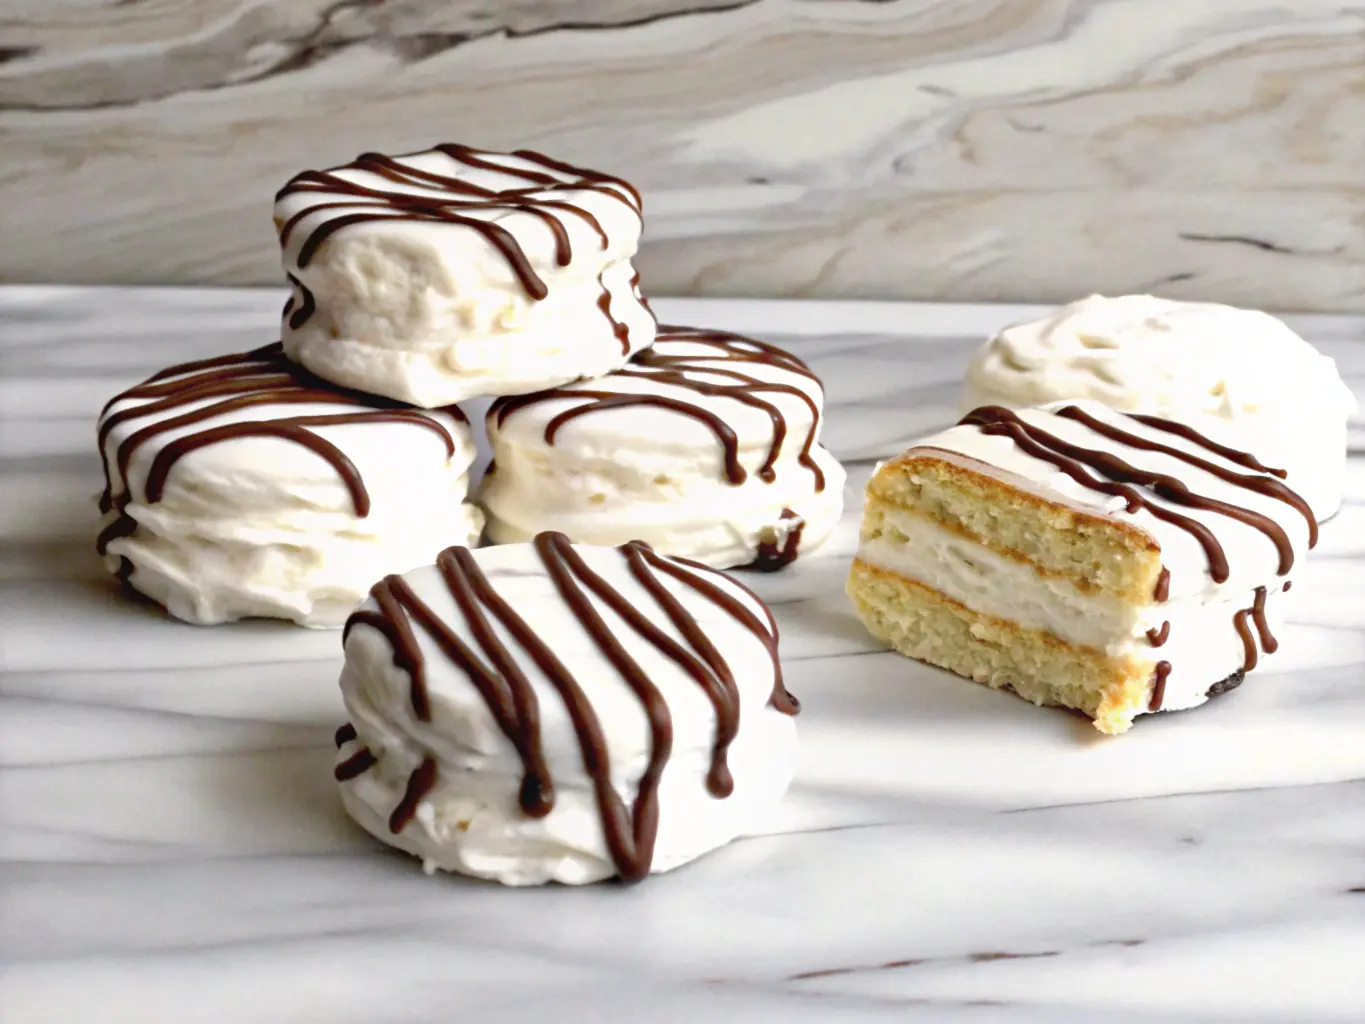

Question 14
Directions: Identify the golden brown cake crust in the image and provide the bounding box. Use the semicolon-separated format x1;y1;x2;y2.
865;451;1164;602
847;559;1153;734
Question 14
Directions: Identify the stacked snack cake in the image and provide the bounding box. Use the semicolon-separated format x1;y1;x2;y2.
96;143;652;625
275;143;656;407
99;142;843;625
95;140;820;885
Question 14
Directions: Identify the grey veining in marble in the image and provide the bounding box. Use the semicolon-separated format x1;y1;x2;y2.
1;286;1364;1022
2;1;1364;312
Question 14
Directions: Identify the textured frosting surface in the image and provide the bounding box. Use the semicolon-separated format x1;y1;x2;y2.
962;294;1356;519
276;144;656;407
866;399;1315;722
479;326;846;569
97;343;482;627
334;535;799;886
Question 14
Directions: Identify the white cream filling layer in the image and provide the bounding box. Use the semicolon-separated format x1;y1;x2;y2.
858;505;1289;714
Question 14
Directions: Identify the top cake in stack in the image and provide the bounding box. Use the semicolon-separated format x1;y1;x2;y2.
274;144;656;407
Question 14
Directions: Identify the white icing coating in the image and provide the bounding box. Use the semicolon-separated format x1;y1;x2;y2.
335;540;798;886
276;145;656;407
863;399;1314;726
962;295;1356;519
478;327;847;569
98;346;483;628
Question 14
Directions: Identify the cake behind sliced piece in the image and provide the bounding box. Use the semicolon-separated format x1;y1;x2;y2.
847;400;1317;734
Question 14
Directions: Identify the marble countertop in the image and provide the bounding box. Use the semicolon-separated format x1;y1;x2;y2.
2;287;1362;1023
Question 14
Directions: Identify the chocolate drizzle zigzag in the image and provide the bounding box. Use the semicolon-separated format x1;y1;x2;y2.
96;342;465;568
492;326;828;490
338;532;798;883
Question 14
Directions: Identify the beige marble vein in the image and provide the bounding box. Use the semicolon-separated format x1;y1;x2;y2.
1;0;1362;311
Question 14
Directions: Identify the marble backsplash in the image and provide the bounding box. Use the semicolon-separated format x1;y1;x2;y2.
1;0;1362;312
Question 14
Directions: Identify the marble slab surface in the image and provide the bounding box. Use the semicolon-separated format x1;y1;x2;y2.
2;1;1364;312
1;286;1363;1022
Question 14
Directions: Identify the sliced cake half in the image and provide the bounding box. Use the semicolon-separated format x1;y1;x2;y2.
847;400;1317;734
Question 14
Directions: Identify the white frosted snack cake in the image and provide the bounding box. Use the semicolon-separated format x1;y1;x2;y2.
847;400;1317;734
97;342;482;627
962;294;1356;520
333;532;799;885
275;143;656;407
478;325;846;570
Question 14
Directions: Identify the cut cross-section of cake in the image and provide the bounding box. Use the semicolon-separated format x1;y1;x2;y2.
847;400;1317;734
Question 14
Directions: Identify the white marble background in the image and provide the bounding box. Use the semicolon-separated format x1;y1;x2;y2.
2;1;1363;311
1;286;1363;1021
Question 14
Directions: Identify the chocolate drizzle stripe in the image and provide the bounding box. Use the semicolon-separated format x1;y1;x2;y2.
1145;621;1170;647
276;145;642;326
1232;606;1259;672
490;327;827;493
959;406;1297;583
96;343;465;563
749;509;806;572
582;541;740;797
389;757;438;833
535;535;673;878
1234;585;1279;672
334;723;358;748
641;548;797;715
340;532;796;881
441;547;555;817
334;748;377;781
285;273;316;330
596;270;632;354
1251;586;1278;654
1057;406;1316;547
1127;413;1288;479
1149;661;1172;711
1153;567;1171;602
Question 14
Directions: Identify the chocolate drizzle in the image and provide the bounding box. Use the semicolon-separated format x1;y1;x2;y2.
748;509;806;572
275;145;643;335
1127;413;1287;478
334;748;377;781
1145;621;1170;647
1233;586;1278;672
1149;661;1172;711
1153;567;1171;602
959;406;1306;585
96;343;466;567
340;532;796;881
1055;406;1316;547
597;269;633;354
389;757;438;833
283;273;315;330
491;326;827;491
